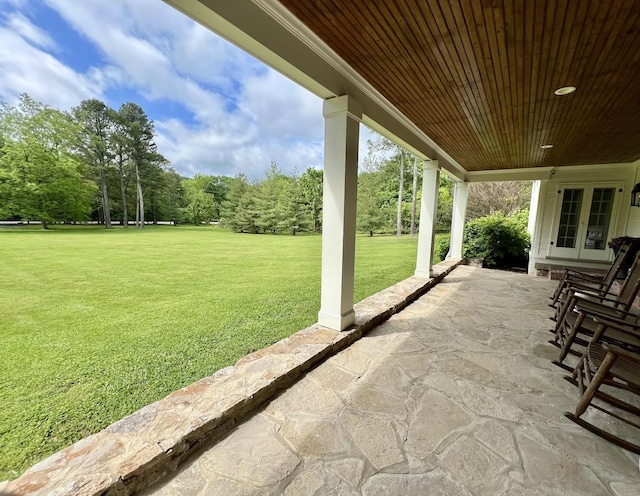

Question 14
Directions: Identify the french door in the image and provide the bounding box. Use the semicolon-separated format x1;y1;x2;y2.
549;183;621;261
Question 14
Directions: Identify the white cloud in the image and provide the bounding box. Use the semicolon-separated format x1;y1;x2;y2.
240;70;323;142
6;12;56;50
1;0;327;178
0;16;106;108
44;0;259;102
43;0;325;177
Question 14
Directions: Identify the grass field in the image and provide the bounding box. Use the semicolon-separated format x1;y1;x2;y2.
0;225;442;479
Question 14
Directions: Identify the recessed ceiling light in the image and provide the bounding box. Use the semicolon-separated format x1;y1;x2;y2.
554;86;576;96
541;144;554;149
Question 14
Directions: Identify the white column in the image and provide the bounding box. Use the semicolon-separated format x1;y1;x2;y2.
318;95;362;331
449;181;469;259
415;160;440;278
527;180;541;274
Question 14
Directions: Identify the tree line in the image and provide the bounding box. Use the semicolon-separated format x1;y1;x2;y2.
0;94;325;233
178;140;447;236
355;137;532;236
0;94;176;229
0;94;530;234
356;137;454;236
184;163;324;235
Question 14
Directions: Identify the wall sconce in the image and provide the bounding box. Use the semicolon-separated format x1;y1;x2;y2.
632;184;640;207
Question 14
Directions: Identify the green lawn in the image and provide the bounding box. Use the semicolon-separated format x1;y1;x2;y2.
0;225;443;479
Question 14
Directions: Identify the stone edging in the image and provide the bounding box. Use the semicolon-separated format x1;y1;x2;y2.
0;259;463;496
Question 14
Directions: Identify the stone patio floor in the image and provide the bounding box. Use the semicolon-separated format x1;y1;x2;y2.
143;266;640;496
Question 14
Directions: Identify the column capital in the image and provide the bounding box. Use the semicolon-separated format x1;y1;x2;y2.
323;95;363;121
422;159;439;171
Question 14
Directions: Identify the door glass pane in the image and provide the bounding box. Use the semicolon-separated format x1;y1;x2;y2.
584;188;614;250
556;189;583;248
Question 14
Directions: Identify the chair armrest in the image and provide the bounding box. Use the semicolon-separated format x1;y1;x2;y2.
574;301;640;323
592;316;640;340
563;280;607;293
571;293;614;310
564;271;604;283
595;293;631;305
571;289;627;306
602;342;640;363
568;286;617;299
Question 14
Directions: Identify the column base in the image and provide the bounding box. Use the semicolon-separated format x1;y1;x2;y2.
318;309;355;331
414;268;433;279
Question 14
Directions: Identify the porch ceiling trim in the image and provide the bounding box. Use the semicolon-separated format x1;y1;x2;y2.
465;167;554;183
163;0;467;180
466;160;640;183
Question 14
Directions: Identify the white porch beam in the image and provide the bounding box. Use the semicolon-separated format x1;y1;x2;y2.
449;182;469;259
318;96;362;331
415;161;440;278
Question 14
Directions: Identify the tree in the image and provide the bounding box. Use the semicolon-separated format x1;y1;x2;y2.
0;132;10;219
144;153;171;224
437;174;454;231
111;111;133;226
396;151;406;236
206;176;234;221
277;169;310;235
221;174;250;231
181;174;217;225
410;157;419;236
0;95;95;228
160;169;185;224
73;99;115;228
255;162;288;233
235;186;260;233
467;181;532;219
357;171;386;236
299;168;323;232
117;103;161;229
362;136;413;234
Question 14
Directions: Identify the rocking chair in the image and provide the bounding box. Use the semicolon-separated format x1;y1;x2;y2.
564;316;640;454
550;251;640;367
549;238;636;308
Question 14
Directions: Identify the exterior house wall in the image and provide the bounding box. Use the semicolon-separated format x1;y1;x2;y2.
530;160;640;274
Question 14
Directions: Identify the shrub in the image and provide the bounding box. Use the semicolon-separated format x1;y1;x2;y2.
463;212;530;269
508;208;530;231
435;235;450;261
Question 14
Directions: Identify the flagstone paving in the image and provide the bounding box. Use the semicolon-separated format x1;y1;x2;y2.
143;266;640;496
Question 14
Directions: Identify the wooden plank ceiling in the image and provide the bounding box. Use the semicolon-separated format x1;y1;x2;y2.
279;0;640;172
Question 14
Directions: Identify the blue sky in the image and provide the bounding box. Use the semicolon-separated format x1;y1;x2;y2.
0;0;377;178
